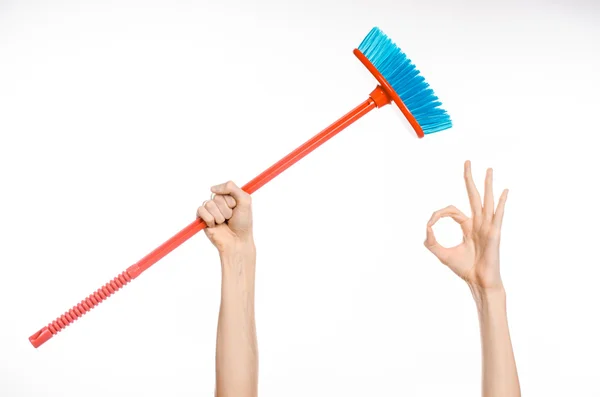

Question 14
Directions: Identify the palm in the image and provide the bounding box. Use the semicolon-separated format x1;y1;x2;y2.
445;221;503;289
210;202;253;242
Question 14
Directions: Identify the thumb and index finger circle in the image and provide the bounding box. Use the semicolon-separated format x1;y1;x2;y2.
424;205;470;262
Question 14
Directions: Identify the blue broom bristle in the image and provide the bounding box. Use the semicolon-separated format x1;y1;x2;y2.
358;27;452;135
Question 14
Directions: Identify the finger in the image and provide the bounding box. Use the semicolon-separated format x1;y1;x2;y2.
483;168;494;220
428;205;469;225
205;200;226;224
464;160;482;217
427;205;470;233
211;181;250;205
424;225;450;264
213;195;233;220
223;195;236;209
197;205;215;227
493;189;509;229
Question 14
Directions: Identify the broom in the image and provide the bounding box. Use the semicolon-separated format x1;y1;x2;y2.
29;27;452;348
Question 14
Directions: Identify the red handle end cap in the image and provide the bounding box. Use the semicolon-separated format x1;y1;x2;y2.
29;327;53;348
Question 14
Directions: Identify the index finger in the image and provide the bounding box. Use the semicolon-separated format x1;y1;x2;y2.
211;181;250;204
464;160;482;217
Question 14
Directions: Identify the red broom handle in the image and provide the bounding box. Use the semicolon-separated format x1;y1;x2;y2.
29;88;387;348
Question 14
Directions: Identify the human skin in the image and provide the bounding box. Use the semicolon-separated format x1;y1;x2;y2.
196;181;257;397
424;160;521;397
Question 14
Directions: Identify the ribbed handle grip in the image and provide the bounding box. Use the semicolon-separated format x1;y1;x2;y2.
29;270;133;347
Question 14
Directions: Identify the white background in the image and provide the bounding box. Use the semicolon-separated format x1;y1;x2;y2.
1;0;599;396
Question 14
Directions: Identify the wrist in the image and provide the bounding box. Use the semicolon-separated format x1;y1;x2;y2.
218;235;255;257
468;283;506;313
219;240;256;276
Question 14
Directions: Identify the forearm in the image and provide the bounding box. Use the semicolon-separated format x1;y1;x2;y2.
216;243;258;397
470;285;520;397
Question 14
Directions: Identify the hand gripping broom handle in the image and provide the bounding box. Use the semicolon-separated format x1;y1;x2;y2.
28;85;392;348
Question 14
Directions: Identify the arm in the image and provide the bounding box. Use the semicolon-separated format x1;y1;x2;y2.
472;286;519;397
216;245;258;397
424;161;520;397
197;181;258;397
